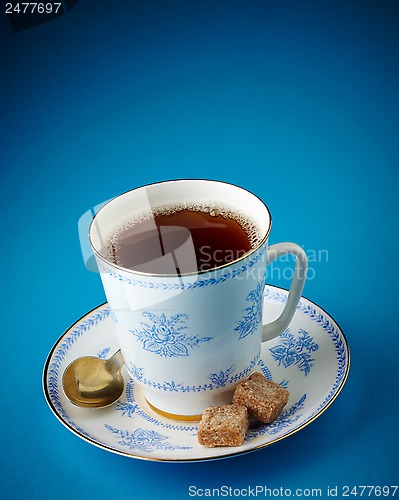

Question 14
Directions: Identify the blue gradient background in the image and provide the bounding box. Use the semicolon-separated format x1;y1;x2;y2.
1;1;398;498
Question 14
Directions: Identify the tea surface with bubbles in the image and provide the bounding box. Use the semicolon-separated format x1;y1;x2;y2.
103;206;260;275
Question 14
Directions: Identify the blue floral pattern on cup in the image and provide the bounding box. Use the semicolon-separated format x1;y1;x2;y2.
130;312;212;357
207;365;236;388
126;355;259;393
98;249;265;290
234;282;264;339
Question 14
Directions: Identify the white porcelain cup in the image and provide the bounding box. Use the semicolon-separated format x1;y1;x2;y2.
89;180;307;418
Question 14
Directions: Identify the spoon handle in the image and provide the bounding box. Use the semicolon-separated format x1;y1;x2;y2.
105;349;124;373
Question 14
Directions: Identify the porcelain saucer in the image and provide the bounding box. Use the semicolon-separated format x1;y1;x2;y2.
43;285;349;462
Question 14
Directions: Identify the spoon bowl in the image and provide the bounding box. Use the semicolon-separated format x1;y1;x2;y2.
62;350;124;408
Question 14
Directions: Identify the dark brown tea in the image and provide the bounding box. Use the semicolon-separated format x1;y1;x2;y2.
103;205;260;275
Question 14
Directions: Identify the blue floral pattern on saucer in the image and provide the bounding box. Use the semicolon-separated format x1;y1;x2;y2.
269;328;319;375
43;285;349;462
104;426;191;452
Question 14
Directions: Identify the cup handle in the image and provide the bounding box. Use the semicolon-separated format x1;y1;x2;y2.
262;243;308;342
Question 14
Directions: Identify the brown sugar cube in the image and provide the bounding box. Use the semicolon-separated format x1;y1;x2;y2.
233;372;289;423
197;404;249;447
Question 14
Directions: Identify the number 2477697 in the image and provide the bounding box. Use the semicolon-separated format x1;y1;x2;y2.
5;3;62;14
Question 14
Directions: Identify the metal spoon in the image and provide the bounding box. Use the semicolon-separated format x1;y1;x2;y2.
62;349;124;408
